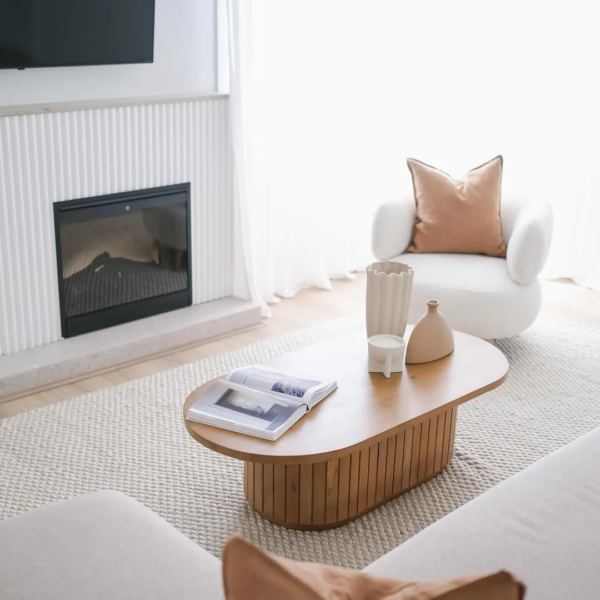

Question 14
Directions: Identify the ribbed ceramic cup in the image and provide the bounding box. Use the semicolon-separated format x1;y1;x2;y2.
366;261;414;338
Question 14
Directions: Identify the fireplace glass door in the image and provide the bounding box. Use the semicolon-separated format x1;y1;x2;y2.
54;184;191;337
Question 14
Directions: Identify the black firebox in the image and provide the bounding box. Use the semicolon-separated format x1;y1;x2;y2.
54;184;192;338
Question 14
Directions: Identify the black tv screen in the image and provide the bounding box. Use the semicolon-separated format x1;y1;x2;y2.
0;0;155;69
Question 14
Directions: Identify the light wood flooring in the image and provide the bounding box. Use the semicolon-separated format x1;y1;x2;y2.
1;275;599;420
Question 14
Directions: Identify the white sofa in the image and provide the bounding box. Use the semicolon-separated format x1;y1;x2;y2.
0;491;225;600
1;427;599;600
371;194;553;339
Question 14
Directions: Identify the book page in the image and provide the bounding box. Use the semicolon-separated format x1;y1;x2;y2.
228;366;323;403
189;382;303;433
214;388;297;427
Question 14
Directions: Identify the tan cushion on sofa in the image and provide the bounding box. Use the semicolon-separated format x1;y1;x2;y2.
0;490;224;600
407;156;506;257
365;427;600;600
223;536;524;600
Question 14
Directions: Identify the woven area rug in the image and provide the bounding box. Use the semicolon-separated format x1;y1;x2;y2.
1;314;599;569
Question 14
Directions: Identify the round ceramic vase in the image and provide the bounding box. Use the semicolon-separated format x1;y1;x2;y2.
366;261;414;338
406;300;454;364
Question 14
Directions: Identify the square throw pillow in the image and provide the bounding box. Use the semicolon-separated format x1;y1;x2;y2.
222;536;526;600
407;156;507;257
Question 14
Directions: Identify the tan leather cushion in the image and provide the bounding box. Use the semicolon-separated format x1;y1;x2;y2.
407;156;507;257
222;536;525;600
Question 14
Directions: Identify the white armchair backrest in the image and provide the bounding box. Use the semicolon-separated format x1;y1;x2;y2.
372;192;553;280
500;193;532;243
371;195;416;261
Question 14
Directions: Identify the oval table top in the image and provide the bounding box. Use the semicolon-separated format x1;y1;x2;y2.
183;327;509;464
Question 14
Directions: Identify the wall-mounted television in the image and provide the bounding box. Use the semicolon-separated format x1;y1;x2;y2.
0;0;156;70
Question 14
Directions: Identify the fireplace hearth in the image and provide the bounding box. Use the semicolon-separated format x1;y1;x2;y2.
54;184;192;338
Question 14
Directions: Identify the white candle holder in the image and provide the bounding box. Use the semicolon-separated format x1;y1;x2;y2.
368;334;407;377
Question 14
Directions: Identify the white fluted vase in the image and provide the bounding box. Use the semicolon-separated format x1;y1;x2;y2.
366;261;414;338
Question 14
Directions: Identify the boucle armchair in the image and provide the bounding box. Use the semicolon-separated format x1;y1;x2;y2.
371;194;553;339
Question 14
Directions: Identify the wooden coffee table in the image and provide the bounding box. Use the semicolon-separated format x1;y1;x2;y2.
184;328;508;530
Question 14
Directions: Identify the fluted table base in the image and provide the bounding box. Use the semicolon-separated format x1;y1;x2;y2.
244;405;457;530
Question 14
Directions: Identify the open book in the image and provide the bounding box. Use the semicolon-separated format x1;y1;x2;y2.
186;366;337;441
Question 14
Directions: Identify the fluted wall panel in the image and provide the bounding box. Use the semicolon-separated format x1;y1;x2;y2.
0;98;233;355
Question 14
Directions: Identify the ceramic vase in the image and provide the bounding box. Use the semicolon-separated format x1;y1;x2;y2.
366;261;414;338
405;300;454;364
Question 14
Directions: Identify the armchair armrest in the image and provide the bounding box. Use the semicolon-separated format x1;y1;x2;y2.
506;200;553;284
371;195;416;261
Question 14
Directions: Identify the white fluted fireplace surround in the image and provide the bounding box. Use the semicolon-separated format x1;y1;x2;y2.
0;94;261;400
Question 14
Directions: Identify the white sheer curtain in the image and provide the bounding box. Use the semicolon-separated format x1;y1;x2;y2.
227;0;600;307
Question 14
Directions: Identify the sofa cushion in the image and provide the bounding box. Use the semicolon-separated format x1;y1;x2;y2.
394;252;541;339
364;427;600;600
0;490;224;600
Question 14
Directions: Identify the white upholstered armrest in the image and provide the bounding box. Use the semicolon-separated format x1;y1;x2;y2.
506;200;553;284
371;196;416;261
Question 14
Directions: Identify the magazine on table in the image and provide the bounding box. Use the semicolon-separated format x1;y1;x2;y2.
186;365;337;441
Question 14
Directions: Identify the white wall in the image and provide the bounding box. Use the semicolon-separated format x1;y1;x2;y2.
0;0;217;107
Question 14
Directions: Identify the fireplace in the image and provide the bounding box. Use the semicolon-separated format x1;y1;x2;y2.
54;184;192;338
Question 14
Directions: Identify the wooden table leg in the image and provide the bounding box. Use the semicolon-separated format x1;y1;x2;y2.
244;405;458;530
